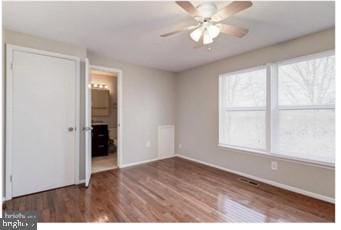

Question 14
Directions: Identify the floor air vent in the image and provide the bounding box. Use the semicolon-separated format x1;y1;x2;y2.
238;177;260;187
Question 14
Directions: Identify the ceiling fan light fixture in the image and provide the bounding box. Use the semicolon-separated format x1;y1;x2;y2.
162;1;252;47
190;27;203;42
203;30;213;45
206;24;220;39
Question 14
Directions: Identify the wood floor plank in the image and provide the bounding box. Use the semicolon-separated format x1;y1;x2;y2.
3;157;334;222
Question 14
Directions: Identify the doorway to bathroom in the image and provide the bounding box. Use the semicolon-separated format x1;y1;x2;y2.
90;68;118;173
84;61;122;186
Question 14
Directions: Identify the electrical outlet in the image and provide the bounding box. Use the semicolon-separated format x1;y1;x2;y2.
178;144;182;149
271;161;278;170
146;141;151;148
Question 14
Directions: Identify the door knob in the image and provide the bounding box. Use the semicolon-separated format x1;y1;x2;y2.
68;127;74;132
82;127;93;131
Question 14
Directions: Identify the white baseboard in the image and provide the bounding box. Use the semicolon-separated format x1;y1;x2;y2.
158;155;176;160
176;154;335;204
120;155;175;168
77;179;85;184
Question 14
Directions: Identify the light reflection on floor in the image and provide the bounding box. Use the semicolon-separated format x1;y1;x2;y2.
217;195;266;222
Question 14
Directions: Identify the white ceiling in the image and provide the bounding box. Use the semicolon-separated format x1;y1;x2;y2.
3;1;335;72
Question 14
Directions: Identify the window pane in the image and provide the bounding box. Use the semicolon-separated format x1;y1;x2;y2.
220;111;265;150
278;55;335;106
278;110;335;163
222;68;266;107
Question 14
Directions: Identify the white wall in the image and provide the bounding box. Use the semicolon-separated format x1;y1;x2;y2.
3;29;87;59
175;28;335;200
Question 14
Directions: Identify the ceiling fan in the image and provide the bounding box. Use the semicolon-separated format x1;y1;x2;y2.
160;1;253;47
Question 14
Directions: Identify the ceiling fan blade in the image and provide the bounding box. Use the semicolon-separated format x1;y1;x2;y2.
217;24;249;38
176;1;199;17
211;1;253;22
160;25;199;37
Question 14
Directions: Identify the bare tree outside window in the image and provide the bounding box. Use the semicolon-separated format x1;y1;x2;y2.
219;53;335;164
278;55;335;163
223;69;266;107
279;56;335;106
220;68;266;150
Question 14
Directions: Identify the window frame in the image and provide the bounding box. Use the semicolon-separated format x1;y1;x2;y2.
219;65;268;153
218;50;335;168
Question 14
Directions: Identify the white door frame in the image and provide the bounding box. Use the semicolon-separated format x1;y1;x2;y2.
5;44;81;200
89;65;123;168
84;58;91;187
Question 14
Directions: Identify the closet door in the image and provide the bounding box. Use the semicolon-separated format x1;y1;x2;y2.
8;47;78;197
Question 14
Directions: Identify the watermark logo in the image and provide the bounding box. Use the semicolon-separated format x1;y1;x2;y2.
1;211;37;230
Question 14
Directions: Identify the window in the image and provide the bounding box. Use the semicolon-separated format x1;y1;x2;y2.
277;54;335;164
219;51;335;165
219;67;267;151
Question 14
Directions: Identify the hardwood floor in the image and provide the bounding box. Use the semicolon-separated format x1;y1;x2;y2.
3;157;334;222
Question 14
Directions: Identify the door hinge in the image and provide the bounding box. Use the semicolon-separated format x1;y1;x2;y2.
10;62;13;70
10;175;13;182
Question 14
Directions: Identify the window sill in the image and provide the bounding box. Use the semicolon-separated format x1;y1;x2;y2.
217;144;335;169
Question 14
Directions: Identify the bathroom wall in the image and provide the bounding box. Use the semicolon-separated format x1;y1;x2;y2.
91;73;118;140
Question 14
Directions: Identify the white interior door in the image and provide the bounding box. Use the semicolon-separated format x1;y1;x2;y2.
84;59;92;187
8;47;79;197
158;125;175;159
